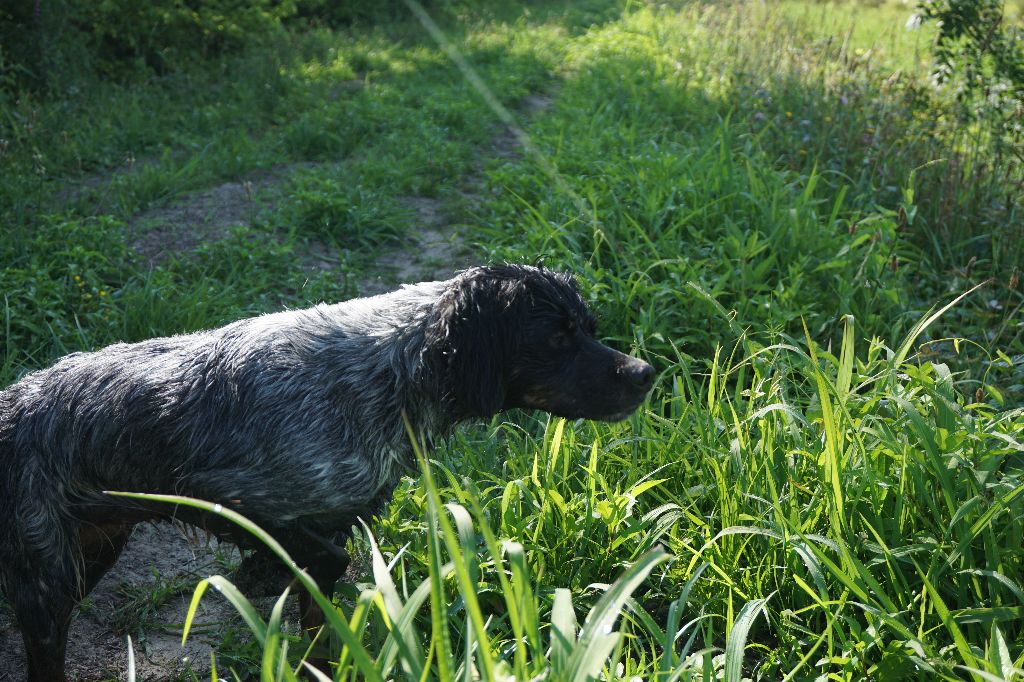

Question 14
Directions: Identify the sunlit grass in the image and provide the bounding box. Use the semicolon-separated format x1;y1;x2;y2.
774;0;936;73
1;0;1022;679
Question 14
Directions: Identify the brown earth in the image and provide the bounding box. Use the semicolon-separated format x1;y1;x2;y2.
1;524;250;681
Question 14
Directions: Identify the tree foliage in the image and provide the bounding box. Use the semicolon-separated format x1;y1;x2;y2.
0;0;456;94
917;0;1024;135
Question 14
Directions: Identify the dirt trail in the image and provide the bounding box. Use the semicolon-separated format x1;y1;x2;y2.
0;92;554;681
129;166;304;269
127;91;552;289
0;525;247;681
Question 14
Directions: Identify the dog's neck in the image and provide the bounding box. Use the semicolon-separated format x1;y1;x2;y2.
297;282;459;467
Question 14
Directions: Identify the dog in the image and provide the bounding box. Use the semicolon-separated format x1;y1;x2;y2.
0;264;655;681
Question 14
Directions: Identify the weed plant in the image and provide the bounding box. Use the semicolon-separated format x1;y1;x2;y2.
1;0;1023;679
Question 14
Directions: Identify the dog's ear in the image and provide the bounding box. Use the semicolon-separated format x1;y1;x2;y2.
427;267;524;419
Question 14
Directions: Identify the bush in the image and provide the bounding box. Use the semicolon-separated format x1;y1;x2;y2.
290;0;413;27
0;0;90;93
0;0;478;93
917;0;1024;139
81;0;296;72
0;0;296;92
289;0;478;29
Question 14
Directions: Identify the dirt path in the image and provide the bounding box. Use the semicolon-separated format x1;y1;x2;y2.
0;92;553;681
0;525;246;681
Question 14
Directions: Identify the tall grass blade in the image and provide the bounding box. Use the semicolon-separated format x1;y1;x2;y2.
425;478;454;680
915;561;982;678
505;539;542;667
362;523;426;679
724;594;773;682
837;314;855;398
261;588;290;682
107;491;383;681
565;547;670;679
183;576;266;647
892;281;987;371
126;635;135;682
467;493;534;677
403;416;497;682
551;588;577;675
801;319;846;532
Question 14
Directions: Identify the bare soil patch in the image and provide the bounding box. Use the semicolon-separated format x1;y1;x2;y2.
129;165;314;269
125;165;473;293
130;179;266;267
0;522;369;681
488;94;554;160
357;195;472;294
127;91;553;282
1;524;251;681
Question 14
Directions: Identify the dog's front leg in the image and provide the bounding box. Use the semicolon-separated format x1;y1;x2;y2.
283;529;351;676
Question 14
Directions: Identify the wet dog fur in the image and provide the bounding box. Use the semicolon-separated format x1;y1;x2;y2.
0;264;654;681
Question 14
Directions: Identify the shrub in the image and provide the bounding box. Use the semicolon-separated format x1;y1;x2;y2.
917;0;1024;139
80;0;296;73
289;0;475;29
0;0;296;91
0;0;480;93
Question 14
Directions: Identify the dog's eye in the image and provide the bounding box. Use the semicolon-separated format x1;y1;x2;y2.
549;331;572;348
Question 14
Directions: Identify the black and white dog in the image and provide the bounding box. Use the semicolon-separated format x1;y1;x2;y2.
0;264;654;681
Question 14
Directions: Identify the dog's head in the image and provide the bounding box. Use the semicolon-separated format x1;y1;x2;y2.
429;264;654;421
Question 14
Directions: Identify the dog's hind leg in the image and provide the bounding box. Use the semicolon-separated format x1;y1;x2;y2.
233;547;294;597
287;530;351;675
7;556;78;682
77;522;133;598
6;522;131;682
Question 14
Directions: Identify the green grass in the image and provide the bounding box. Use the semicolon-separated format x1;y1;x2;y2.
2;0;1023;679
111;571;198;638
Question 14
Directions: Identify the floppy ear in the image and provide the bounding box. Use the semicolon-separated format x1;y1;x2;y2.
427;268;523;419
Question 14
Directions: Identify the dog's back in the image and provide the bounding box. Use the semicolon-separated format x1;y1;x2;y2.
0;286;448;542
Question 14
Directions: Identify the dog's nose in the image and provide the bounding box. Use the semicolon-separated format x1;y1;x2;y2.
624;360;655;390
